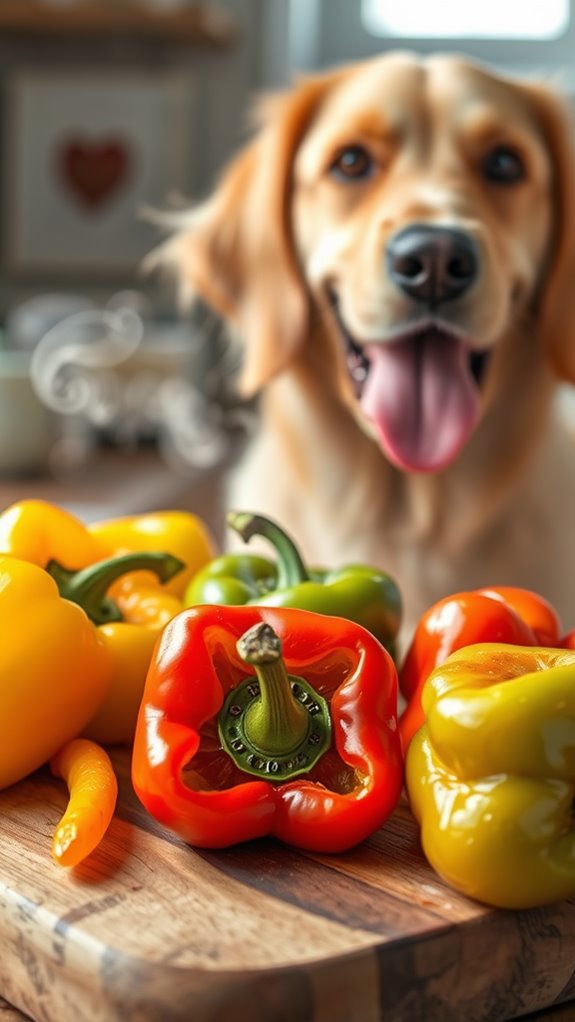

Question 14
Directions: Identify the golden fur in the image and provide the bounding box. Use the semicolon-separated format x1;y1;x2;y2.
164;53;575;639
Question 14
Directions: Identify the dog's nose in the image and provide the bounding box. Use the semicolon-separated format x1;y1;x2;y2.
387;225;479;304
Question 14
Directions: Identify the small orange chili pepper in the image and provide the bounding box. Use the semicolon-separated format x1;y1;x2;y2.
50;739;118;868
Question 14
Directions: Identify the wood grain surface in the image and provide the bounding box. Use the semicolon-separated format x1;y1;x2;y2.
1;749;575;1022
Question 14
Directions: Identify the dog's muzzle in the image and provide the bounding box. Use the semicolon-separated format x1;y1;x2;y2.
332;296;490;473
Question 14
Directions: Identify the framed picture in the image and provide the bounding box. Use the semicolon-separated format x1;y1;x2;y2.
4;68;193;276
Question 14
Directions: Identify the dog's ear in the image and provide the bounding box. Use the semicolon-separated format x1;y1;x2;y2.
161;73;338;397
524;83;575;382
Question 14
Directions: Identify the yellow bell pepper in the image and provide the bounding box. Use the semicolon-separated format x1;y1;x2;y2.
406;643;575;909
89;509;216;597
0;557;112;789
48;552;185;745
82;572;184;745
0;499;216;744
0;499;107;568
0;501;216;596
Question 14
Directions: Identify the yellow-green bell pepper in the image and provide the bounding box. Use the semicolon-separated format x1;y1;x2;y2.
406;643;575;909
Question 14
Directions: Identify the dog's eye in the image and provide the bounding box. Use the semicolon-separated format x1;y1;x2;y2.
482;146;525;184
330;145;373;181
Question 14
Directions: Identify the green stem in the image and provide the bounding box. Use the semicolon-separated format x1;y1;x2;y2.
237;622;310;755
48;551;184;625
226;511;309;590
219;622;332;781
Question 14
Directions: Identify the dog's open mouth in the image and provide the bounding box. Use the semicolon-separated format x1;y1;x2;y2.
340;321;490;473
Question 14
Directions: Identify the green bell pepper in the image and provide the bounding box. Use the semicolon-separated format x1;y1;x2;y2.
184;512;402;659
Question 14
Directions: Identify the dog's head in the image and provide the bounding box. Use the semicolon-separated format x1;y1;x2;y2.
165;53;575;473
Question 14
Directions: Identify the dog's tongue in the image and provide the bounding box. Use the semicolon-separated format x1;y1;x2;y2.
360;331;479;472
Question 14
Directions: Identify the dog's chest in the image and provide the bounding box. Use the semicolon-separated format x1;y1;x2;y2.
228;394;575;643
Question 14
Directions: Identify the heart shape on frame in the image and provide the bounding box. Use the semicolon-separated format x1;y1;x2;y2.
58;138;131;210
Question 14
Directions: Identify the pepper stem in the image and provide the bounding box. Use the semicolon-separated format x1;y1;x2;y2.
48;551;184;625
236;622;310;755
226;512;309;590
219;621;332;781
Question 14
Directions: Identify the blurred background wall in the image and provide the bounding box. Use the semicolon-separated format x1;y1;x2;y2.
0;0;284;315
0;0;573;510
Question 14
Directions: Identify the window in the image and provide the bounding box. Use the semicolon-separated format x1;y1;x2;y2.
362;0;570;40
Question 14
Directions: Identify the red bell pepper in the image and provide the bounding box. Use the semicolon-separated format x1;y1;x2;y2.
399;585;561;752
561;627;575;649
132;605;403;852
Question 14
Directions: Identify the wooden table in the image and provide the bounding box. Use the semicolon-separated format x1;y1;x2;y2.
1;751;575;1022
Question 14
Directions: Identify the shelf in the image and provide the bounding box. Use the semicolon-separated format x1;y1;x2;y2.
0;1;236;46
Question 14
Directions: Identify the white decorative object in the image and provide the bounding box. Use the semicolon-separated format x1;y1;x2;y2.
27;291;252;476
4;69;193;275
0;351;57;476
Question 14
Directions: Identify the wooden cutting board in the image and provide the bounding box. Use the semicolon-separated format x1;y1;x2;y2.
1;749;575;1022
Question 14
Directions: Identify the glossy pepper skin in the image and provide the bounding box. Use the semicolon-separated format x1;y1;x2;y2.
50;739;118;868
51;552;185;746
20;547;184;746
132;604;403;852
0;499;107;568
406;643;575;909
0;499;195;745
0;498;215;598
89;509;216;598
398;586;561;752
185;512;402;659
0;557;112;789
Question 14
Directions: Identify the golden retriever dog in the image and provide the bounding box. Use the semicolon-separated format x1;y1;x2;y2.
163;52;575;639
